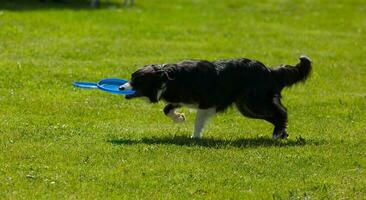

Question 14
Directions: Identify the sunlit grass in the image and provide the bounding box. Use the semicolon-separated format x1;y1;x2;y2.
0;0;365;198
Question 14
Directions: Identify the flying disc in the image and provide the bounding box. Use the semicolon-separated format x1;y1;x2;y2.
73;81;98;89
73;78;135;95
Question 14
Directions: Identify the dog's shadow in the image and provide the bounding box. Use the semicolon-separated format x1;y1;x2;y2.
108;135;322;149
0;0;123;11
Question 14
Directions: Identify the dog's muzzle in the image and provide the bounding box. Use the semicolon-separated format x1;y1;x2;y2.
119;82;140;99
119;82;132;91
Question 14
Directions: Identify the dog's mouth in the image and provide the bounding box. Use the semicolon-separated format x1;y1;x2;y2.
119;82;133;91
119;82;140;99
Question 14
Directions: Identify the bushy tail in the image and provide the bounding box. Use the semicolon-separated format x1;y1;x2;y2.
271;55;312;89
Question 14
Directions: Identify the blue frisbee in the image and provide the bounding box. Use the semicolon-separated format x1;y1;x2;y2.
73;81;98;89
73;78;135;95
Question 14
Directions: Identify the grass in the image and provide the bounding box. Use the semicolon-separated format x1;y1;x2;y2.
0;0;365;199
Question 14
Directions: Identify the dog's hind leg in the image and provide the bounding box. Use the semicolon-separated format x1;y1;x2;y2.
192;108;216;139
164;104;185;123
235;94;289;139
264;97;289;139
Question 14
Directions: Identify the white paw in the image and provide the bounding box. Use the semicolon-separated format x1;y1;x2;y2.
174;112;185;123
168;112;186;123
272;133;281;139
190;135;201;139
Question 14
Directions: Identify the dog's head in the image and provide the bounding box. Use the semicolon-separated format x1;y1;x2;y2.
119;64;171;103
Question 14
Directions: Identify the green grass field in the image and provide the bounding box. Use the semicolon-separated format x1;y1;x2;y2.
1;0;365;199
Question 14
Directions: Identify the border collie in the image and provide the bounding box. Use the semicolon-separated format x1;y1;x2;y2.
119;56;312;139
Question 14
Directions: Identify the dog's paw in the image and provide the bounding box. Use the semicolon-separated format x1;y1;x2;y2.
190;135;202;139
272;133;282;139
173;112;186;123
168;111;186;123
273;130;289;139
280;131;289;139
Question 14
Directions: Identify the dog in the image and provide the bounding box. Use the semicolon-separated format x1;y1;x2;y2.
119;56;312;139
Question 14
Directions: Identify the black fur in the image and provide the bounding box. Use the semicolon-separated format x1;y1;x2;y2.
123;56;312;138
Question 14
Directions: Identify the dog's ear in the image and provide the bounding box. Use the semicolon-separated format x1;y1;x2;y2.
152;64;174;81
153;70;174;81
151;65;161;71
162;71;174;81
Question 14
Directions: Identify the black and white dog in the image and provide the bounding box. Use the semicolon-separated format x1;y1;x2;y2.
119;56;312;139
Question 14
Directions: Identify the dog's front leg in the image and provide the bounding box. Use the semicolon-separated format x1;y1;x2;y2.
164;104;185;123
192;108;216;139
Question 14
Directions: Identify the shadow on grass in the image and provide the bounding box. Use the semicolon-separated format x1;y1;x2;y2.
0;0;123;11
108;135;323;149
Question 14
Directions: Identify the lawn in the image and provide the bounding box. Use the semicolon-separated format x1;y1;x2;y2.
0;0;365;199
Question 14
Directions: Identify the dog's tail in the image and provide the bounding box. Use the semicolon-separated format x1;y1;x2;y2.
271;55;312;89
